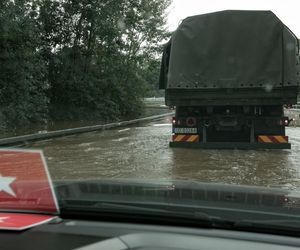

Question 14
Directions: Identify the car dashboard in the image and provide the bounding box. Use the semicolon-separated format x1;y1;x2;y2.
2;218;300;250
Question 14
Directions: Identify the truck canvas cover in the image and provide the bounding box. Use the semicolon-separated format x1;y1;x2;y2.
159;10;299;105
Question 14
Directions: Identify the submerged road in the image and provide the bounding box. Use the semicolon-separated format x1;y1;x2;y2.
26;116;300;190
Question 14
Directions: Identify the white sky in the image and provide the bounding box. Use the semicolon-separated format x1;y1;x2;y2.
167;0;300;37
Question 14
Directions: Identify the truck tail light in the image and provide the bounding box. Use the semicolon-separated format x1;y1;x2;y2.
172;117;183;126
284;119;289;126
279;118;291;126
172;117;176;125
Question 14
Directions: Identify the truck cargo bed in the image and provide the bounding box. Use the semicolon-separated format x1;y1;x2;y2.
165;87;298;106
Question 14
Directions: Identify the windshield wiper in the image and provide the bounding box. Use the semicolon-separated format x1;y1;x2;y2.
59;199;232;228
234;219;300;237
60;199;300;236
236;219;300;229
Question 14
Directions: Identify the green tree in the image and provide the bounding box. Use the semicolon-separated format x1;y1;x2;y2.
38;0;170;121
0;0;171;130
0;0;49;129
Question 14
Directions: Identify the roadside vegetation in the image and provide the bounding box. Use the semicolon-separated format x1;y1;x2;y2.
0;0;170;131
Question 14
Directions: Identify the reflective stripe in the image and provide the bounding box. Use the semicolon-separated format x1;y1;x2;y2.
174;135;185;142
258;135;289;143
173;135;199;142
187;135;199;142
259;136;272;143
274;136;288;143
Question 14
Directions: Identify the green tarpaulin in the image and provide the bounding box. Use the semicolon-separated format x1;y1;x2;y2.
159;10;298;91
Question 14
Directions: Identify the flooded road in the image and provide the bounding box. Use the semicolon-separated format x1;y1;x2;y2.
27;116;300;190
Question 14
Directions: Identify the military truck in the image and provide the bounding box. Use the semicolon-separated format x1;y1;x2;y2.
159;10;300;149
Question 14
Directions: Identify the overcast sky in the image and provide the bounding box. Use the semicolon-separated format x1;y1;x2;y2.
167;0;300;37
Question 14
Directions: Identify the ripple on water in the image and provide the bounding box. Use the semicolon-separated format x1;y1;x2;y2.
78;142;94;147
26;120;300;190
112;137;129;142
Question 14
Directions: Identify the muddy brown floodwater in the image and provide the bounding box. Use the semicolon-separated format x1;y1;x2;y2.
26;116;300;190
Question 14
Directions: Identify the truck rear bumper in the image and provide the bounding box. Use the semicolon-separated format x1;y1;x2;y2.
169;141;291;149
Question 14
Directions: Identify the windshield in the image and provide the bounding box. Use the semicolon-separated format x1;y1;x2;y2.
1;0;300;235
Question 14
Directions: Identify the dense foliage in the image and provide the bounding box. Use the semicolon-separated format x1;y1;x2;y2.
0;0;170;129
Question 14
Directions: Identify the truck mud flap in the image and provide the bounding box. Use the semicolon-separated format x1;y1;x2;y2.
169;141;291;149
